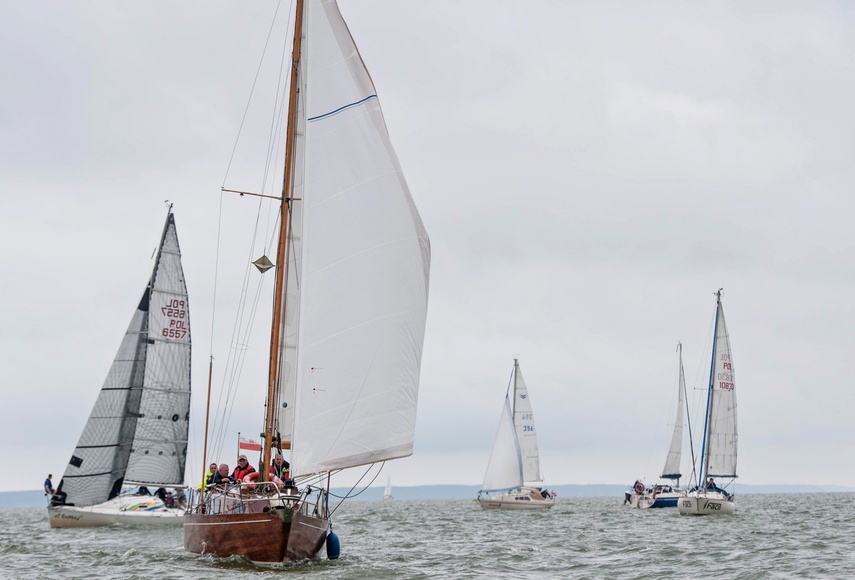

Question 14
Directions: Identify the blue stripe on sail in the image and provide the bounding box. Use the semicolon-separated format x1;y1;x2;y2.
308;95;378;122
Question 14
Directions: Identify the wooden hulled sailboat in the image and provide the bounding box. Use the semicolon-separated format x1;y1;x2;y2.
183;0;430;562
48;208;191;528
679;290;737;516
477;359;555;510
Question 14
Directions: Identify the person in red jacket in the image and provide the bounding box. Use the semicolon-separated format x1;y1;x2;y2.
232;455;256;481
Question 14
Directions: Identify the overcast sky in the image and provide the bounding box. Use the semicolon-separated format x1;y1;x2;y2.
2;1;854;494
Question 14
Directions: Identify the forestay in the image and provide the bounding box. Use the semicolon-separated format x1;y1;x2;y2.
58;213;191;506
288;0;431;476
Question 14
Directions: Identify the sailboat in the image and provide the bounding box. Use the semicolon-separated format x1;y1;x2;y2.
625;343;693;509
383;476;393;501
477;359;555;510
183;0;430;563
48;208;191;528
679;289;737;516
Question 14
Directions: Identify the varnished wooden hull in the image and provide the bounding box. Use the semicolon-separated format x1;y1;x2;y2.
184;510;329;563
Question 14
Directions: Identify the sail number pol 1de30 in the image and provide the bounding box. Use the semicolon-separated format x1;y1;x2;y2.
161;299;188;339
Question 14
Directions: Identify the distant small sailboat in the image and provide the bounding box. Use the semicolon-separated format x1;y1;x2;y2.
383;476;393;501
679;290;737;516
477;359;555;510
625;343;694;509
48;208;191;528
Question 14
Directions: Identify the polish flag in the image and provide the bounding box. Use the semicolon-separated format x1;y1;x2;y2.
239;437;262;452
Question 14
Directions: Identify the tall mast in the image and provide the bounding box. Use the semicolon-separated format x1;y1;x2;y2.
511;358;519;415
263;0;304;482
697;289;722;488
681;342;697;487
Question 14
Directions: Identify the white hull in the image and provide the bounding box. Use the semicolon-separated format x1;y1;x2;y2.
678;492;735;516
478;488;556;510
48;495;185;528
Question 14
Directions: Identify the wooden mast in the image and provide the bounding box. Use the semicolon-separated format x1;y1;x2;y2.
263;0;305;482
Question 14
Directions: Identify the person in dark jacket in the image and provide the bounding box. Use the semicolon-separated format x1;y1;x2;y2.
211;464;235;486
271;453;290;480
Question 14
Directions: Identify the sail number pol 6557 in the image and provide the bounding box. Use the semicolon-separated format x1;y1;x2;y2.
160;299;188;339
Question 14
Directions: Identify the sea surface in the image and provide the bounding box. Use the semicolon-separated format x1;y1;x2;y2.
4;493;854;579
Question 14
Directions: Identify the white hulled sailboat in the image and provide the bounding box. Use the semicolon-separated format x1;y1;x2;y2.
625;342;694;509
679;290;737;516
48;208;191;528
478;359;555;510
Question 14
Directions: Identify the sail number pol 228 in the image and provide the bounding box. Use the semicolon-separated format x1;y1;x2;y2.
160;299;188;339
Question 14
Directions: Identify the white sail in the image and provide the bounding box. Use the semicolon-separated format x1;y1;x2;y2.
58;212;191;506
512;362;543;484
383;476;392;500
704;299;738;478
274;82;306;450
289;0;431;476
660;344;685;480
481;396;524;492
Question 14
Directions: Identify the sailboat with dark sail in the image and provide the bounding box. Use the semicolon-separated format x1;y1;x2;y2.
48;208;191;528
183;0;430;562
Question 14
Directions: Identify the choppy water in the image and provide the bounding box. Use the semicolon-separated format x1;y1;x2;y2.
4;493;854;578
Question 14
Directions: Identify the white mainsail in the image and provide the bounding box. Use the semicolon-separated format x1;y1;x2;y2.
660;343;686;480
286;0;431;477
58;211;191;506
512;362;543;484
481;396;524;492
702;297;738;479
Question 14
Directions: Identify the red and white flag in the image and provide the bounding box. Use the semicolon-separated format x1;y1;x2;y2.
239;437;262;452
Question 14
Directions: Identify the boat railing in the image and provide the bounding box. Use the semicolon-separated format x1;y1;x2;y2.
188;481;327;518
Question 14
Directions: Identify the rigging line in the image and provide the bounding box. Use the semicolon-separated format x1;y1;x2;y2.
221;0;286;187
264;88;288;250
259;25;291;249
221;267;270;444
210;191;267;454
327;463;385;517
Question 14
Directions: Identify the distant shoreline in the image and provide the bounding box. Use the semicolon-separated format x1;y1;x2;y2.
4;484;853;508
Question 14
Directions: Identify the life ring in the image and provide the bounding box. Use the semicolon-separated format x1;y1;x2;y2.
243;471;260;491
634;481;644;495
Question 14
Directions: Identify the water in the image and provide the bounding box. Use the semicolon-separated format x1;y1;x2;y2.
5;493;855;578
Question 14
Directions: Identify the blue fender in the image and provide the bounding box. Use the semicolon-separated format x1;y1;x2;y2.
326;530;341;560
